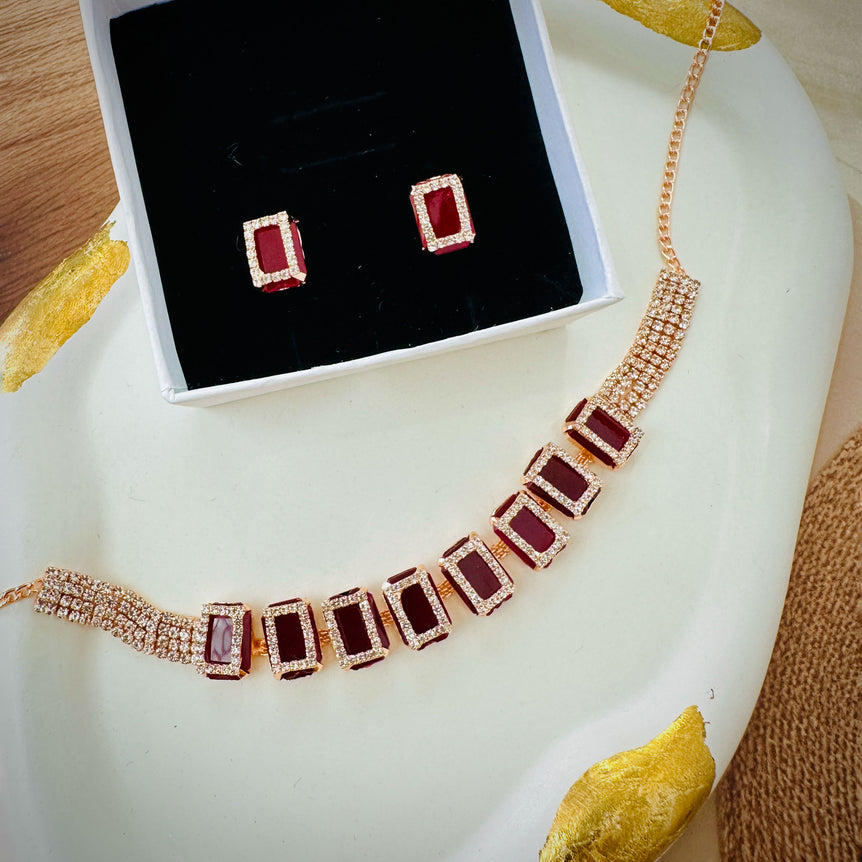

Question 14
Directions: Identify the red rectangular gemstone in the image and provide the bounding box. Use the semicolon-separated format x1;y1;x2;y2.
326;588;390;670
509;506;555;553
424;186;462;238
523;444;600;519
383;567;451;650
565;399;640;467
438;534;514;616
585;404;630;451
274;611;307;663
262;599;321;680
490;492;568;570
493;494;555;562
244;213;308;292
458;547;506;601
254;224;289;273
410;174;474;255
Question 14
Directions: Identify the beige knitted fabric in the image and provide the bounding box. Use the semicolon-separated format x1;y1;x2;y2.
716;427;862;861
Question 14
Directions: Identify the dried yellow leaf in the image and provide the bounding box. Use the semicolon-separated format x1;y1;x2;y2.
0;223;130;392
599;0;760;50
540;705;715;862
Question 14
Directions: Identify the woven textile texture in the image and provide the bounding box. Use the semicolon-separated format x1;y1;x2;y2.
716;427;862;861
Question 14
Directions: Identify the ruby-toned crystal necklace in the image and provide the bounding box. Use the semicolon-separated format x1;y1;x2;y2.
1;0;725;682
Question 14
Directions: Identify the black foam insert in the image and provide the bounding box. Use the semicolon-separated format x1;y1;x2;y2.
111;0;583;390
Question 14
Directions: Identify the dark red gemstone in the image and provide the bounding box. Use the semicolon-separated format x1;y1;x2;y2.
493;494;561;569
424;186;461;238
384;568;449;648
389;569;436;635
335;601;371;655
400;583;439;635
526;451;593;518
441;536;513;615
540;456;589;501
273;611;306;662
254;224;288;273
586;406;630;451
257;222;306;292
510;507;555;552
565;399;630;466
262;600;321;680
458;548;505;601
331;589;389;670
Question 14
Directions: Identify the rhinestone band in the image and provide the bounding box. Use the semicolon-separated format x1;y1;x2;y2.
597;268;699;419
34;567;196;664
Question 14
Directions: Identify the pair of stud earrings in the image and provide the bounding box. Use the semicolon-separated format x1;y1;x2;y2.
242;173;476;292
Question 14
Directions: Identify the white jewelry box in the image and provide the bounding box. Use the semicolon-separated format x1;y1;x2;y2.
80;0;619;406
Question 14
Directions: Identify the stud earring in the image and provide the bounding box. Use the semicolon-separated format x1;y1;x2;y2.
410;174;475;254
243;211;307;291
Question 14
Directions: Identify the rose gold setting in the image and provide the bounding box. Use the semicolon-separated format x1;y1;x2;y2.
438;532;514;616
658;0;725;274
410;174;475;253
489;539;511;560
261;599;322;679
490;492;569;570
382;565;453;650
321;589;389;670
564;398;644;469
436;578;456;600
243;210;306;289
1;578;43;610
193;602;251;679
522;442;602;519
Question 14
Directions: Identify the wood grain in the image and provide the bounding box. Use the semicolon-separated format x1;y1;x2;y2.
0;0;117;323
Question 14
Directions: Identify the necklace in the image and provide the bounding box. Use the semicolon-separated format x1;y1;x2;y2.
0;0;725;682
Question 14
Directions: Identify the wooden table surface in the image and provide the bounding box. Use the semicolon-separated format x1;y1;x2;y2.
0;0;117;323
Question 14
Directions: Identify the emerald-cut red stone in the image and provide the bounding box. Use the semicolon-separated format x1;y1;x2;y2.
424;186;461;239
524;447;597;518
509;506;555;552
439;536;513;616
330;588;389;670
262;598;321;681
493;494;557;566
384;567;451;649
254;221;306;292
254;224;289;273
566;399;631;466
457;546;506;601
411;174;474;255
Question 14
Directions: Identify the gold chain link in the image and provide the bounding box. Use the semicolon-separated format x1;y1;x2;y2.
0;579;44;611
658;0;725;276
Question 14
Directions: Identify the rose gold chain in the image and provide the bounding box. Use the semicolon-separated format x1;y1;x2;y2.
658;0;725;276
0;579;44;611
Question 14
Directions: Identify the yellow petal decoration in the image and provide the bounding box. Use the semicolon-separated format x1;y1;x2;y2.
540;706;715;862
599;0;760;50
0;223;129;393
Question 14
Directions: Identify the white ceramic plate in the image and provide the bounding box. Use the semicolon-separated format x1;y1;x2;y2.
0;1;851;859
